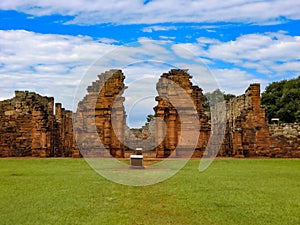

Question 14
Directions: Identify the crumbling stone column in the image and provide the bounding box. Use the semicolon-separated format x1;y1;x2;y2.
74;70;127;158
164;109;177;155
154;69;210;158
154;105;166;158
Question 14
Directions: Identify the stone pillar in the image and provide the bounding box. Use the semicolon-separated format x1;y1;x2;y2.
167;111;177;153
74;70;127;158
248;84;261;112
40;130;47;157
55;103;62;123
155;108;165;158
104;120;111;147
112;115;124;157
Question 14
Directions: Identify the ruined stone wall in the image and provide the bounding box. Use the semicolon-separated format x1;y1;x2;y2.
154;69;210;158
124;127;156;155
218;84;299;158
74;70;127;158
0;91;75;157
269;123;300;157
74;69;209;158
53;103;76;157
1;71;299;158
220;84;271;157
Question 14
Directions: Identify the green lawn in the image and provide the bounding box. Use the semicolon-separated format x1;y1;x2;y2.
0;158;299;225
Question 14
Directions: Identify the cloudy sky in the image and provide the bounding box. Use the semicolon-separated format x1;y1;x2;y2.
1;0;300;127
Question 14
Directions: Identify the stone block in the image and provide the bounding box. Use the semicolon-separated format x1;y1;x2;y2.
130;155;144;168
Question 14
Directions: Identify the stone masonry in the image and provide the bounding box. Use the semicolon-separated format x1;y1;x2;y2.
0;69;299;158
154;69;210;157
269;123;300;157
74;70;127;158
219;84;271;157
0;91;75;157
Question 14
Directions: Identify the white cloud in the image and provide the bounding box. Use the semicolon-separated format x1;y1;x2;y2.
197;37;221;46
192;32;300;78
170;32;300;92
207;32;300;62
123;75;161;127
172;43;206;59
0;31;191;114
1;0;300;25
98;38;119;44
142;25;177;33
0;30;116;109
159;36;176;40
210;68;268;95
1;29;299;123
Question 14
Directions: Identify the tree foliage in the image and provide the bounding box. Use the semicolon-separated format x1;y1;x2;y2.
204;89;236;112
144;114;155;126
261;76;300;123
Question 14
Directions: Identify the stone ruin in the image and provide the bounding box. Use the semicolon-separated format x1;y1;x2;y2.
153;69;210;158
73;69;211;158
0;91;76;157
0;69;299;158
219;84;271;157
219;84;300;157
269;123;300;157
74;70;127;158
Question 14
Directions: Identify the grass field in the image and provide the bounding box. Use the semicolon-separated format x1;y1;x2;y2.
0;158;299;225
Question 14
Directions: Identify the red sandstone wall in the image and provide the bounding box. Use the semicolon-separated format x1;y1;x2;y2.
154;69;210;158
220;84;271;157
1;72;299;158
74;69;127;158
0;91;75;157
269;123;300;157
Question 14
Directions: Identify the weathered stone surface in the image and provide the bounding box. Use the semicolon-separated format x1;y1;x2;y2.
124;128;156;156
74;69;127;158
153;69;210;158
0;91;76;157
269;123;300;157
219;84;300;158
219;84;271;157
0;69;299;158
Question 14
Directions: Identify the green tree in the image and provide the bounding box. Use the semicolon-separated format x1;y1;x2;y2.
144;114;155;126
261;76;300;123
204;89;235;112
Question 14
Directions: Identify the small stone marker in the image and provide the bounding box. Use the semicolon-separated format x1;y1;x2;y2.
135;147;143;155
271;118;279;124
130;148;144;169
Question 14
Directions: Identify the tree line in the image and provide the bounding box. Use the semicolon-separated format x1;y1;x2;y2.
261;76;300;123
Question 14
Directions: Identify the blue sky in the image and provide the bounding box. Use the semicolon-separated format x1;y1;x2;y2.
1;0;300;127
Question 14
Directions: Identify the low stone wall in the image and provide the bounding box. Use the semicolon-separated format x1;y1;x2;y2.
269;123;300;157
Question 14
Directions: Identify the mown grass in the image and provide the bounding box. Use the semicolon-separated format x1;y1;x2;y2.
0;158;299;225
